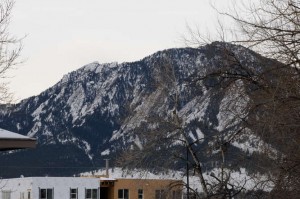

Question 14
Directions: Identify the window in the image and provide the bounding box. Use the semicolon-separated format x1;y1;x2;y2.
155;190;166;199
2;190;11;199
118;189;129;199
85;189;97;199
20;192;25;199
172;190;181;199
39;189;53;199
70;188;78;199
20;190;31;199
138;189;143;199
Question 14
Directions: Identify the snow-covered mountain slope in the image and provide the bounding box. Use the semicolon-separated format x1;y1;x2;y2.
0;42;274;177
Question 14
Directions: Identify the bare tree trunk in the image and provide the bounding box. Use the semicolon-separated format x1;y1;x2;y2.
184;134;209;198
172;109;209;198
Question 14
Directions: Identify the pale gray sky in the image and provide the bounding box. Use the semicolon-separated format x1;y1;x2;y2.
8;0;236;101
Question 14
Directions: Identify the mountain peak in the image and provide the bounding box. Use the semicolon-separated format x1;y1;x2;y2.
0;43;269;177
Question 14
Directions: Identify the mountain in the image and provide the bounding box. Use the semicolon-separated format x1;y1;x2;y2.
0;42;274;178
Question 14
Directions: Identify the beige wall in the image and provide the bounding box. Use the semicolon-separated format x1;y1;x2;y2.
111;179;182;199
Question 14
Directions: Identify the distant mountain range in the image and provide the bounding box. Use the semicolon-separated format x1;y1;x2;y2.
0;42;274;178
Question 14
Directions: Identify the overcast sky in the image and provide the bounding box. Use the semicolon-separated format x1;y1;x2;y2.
8;0;236;101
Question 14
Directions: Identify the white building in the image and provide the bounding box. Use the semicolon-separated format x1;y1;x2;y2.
0;177;100;199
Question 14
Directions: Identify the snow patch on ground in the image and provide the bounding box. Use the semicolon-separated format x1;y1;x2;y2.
110;89;164;142
81;167;274;193
55;87;66;101
133;136;143;150
189;131;197;143
82;140;93;160
56;135;94;160
31;101;48;121
42;129;53;137
232;129;278;158
67;84;85;123
27;122;41;137
109;130;121;142
196;128;204;142
216;80;249;132
181;94;210;124
101;149;110;156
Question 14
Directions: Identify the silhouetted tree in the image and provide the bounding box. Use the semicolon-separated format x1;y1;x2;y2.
0;0;22;103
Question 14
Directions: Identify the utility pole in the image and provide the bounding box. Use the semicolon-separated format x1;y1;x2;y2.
104;159;109;177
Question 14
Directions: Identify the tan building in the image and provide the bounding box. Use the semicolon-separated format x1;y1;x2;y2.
100;178;183;199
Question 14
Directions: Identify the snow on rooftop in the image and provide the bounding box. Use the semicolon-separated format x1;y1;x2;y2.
81;167;273;192
1;176;100;199
0;128;34;140
99;177;116;181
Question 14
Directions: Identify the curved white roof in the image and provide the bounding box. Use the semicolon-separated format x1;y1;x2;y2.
0;128;34;139
0;128;36;151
